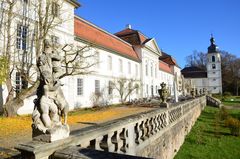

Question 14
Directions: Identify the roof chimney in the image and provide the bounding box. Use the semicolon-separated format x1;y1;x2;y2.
126;24;132;29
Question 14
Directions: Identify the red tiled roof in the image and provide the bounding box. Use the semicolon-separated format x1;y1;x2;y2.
159;52;179;66
159;60;173;74
115;28;148;45
74;17;139;61
139;33;147;44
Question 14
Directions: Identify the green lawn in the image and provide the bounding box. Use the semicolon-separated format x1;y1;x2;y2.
212;95;240;106
174;106;240;159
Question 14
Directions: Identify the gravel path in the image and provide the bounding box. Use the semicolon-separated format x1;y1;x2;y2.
223;105;240;110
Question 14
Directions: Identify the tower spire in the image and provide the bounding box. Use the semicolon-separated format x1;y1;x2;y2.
208;34;218;53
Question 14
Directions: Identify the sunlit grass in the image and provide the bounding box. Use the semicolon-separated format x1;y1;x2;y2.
175;106;240;159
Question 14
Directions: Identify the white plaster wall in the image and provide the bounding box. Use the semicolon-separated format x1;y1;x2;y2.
192;78;208;90
63;40;141;109
140;45;161;98
207;52;222;94
158;70;174;96
13;0;77;115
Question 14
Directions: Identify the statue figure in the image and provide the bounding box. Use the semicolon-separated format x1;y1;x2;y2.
158;82;169;108
199;89;202;95
32;40;69;142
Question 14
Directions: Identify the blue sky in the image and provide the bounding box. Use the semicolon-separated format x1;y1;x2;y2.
75;0;240;68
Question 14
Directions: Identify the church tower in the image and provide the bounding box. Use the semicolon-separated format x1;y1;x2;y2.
206;35;222;94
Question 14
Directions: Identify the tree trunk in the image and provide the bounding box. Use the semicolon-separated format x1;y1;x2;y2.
3;81;39;117
0;84;3;114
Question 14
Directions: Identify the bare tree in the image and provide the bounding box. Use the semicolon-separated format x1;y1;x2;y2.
185;49;240;95
111;77;139;103
185;50;207;70
0;0;95;116
220;51;240;95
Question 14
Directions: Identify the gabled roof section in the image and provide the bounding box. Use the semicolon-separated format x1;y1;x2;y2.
159;60;173;74
181;66;207;78
159;51;179;67
74;16;140;62
114;28;149;45
144;38;162;55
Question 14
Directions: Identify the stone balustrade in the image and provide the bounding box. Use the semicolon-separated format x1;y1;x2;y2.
16;96;206;159
206;95;222;107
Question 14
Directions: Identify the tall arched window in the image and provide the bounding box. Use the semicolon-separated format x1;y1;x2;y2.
212;55;215;62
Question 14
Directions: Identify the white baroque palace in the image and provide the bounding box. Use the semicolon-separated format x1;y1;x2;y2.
0;0;182;115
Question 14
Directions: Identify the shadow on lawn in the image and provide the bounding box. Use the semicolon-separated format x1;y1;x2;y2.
203;130;231;136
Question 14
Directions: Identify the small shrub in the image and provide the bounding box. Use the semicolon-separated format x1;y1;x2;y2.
223;92;232;97
219;107;229;120
225;117;240;136
212;94;222;100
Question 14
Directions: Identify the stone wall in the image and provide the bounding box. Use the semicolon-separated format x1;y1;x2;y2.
16;96;206;159
137;97;205;159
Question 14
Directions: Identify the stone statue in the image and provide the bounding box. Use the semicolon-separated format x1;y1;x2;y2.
158;82;169;108
32;40;69;142
199;89;202;95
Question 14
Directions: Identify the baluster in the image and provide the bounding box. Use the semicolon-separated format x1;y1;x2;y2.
119;128;127;153
168;111;172;124
95;136;104;151
99;135;108;151
141;119;149;140
149;117;154;135
87;139;96;149
164;112;168;127
157;115;162;130
160;114;164;128
113;130;124;153
139;120;145;142
145;119;150;138
111;131;118;152
127;123;136;155
153;116;158;133
134;123;140;144
107;132;115;152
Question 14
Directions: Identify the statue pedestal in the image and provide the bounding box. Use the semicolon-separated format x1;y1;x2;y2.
160;102;169;108
33;124;70;143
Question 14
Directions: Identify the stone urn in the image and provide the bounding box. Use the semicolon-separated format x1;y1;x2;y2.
190;88;195;98
158;82;169;108
195;88;199;97
203;88;207;95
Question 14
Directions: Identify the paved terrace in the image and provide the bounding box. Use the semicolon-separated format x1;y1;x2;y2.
0;106;156;158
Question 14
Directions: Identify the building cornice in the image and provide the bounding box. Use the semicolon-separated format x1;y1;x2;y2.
66;0;81;8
